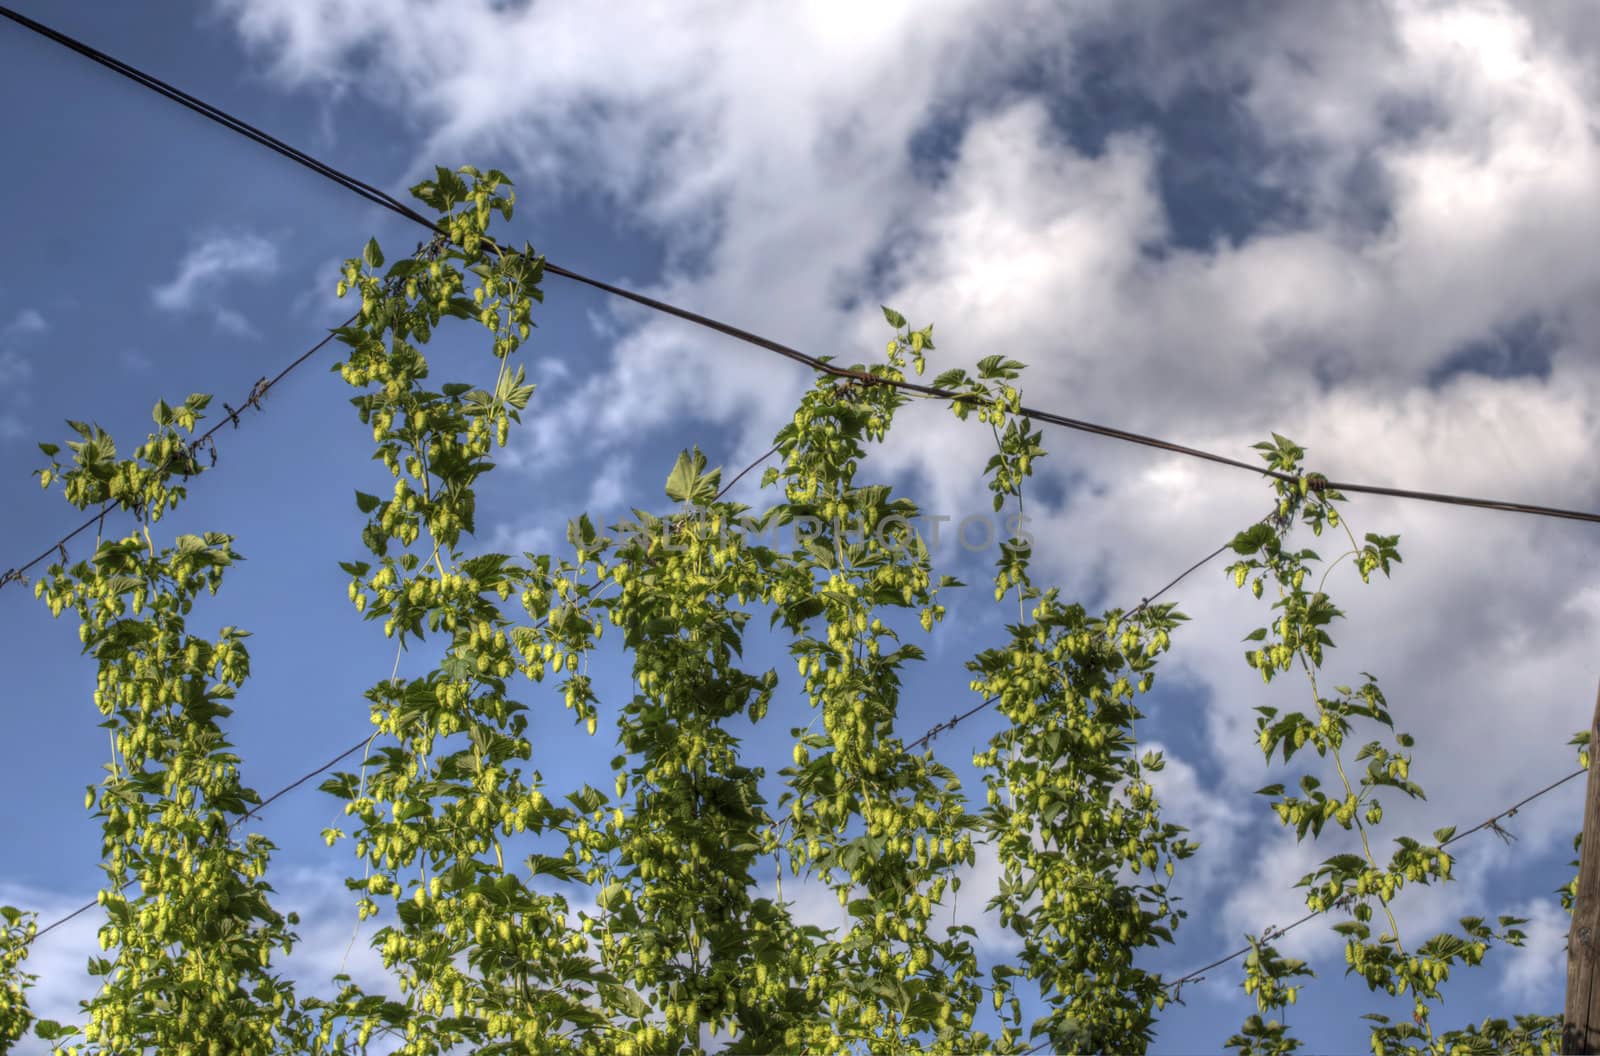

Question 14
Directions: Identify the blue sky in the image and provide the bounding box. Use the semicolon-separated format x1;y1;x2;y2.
2;2;1599;1052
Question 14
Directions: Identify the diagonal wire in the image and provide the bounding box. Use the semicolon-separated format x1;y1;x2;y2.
0;312;359;594
908;523;1250;751
24;733;375;947
1161;765;1588;999
1016;765;1588;1053
712;443;781;503
3;6;1597;526
0;6;417;223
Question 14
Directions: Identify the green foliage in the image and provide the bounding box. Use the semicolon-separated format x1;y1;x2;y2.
6;167;1567;1056
1218;438;1559;1054
1227;1013;1303;1056
930;324;1194;1051
0;906;37;1050
31;393;304;1052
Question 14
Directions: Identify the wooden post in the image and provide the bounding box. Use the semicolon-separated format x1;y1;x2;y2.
1566;680;1600;1053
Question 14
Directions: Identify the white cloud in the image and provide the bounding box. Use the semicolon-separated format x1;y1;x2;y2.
272;866;397;999
0;309;43;386
0;308;45;440
289;253;358;323
0;349;29;388
536;357;571;383
1498;895;1569;1006
4;309;46;337
585;456;632;514
212;306;263;339
481;520;555;558
1141;742;1249;904
151;233;279;340
152;232;279;311
757;870;849;944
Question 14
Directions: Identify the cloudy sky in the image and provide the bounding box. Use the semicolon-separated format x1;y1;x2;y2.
1;1;1597;1051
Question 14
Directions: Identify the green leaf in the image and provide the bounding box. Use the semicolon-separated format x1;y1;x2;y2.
567;512;598;549
318;774;359;800
598;981;650;1018
363;237;384;269
882;306;907;329
34;1021;71;1041
596;881;625;910
664;447;710;504
1230;523;1275;555
354;490;382;513
975;354;1025;380
410;178;441;210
